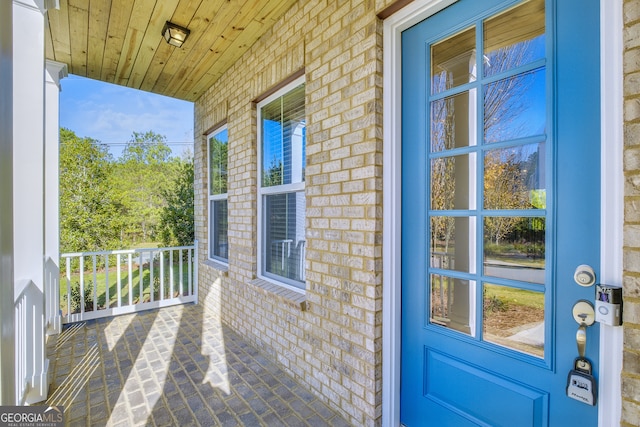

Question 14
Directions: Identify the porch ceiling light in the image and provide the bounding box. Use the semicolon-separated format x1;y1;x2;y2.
162;21;190;48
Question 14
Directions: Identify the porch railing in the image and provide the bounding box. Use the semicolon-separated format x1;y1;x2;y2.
60;242;198;324
15;279;49;405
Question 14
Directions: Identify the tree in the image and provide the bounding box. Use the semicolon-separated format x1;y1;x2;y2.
158;157;194;247
59;128;123;252
114;131;179;242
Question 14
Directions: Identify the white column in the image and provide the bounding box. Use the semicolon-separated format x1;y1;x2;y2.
44;60;66;335
12;0;50;404
0;0;15;406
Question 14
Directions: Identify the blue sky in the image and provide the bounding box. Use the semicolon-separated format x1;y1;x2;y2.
60;75;194;158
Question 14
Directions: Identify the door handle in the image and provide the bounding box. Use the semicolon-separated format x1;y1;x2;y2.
572;300;595;358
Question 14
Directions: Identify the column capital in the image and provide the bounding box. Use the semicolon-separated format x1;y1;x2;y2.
45;60;67;89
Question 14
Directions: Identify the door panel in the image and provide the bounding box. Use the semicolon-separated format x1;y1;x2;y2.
401;0;600;425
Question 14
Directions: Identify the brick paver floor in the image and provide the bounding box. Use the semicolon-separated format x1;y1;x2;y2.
46;303;350;426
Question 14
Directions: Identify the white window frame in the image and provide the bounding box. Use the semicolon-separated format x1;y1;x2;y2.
257;76;306;292
207;125;229;265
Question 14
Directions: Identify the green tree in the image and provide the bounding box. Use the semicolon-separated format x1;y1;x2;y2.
114;131;179;243
158;157;194;247
59;128;123;252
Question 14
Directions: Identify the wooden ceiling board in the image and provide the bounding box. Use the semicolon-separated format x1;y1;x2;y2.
86;0;111;80
148;0;229;96
99;0;135;83
165;0;253;98
67;0;89;76
184;0;297;99
46;0;299;101
46;0;72;66
137;0;202;93
127;0;182;89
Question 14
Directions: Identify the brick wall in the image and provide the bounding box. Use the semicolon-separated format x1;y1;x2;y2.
194;0;391;424
624;1;640;425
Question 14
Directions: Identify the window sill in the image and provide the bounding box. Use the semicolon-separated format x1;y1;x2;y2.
248;278;308;311
203;259;229;275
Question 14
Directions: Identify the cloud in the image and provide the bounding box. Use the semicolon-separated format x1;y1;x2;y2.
60;76;194;145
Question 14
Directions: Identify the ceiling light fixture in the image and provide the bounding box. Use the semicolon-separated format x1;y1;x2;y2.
162;21;190;48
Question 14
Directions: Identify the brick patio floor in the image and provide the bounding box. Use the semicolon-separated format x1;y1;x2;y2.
46;303;350;426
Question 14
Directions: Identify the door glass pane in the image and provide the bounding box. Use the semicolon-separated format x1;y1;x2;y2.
431;153;477;210
430;274;473;336
483;283;544;358
484;68;546;143
484;0;546;78
431;216;476;273
431;91;478;152
431;26;476;94
484;143;546;210
483;217;545;284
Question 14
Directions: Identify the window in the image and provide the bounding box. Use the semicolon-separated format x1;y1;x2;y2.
258;78;306;289
208;126;228;263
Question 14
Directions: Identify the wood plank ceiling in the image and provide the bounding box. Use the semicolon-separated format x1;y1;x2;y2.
45;0;298;101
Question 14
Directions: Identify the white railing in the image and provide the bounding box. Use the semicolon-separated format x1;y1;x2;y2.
60;242;198;324
15;279;49;405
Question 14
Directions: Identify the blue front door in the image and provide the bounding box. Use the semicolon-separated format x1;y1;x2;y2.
400;0;601;425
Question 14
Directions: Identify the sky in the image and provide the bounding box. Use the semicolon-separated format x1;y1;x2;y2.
60;75;194;158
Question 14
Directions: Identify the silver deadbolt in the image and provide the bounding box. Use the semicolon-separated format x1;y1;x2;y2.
574;264;596;287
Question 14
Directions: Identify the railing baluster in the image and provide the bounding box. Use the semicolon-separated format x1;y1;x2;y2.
65;257;71;317
116;254;122;307
92;255;97;312
170;249;174;298
128;253;133;306
150;250;155;302
179;249;183;297
79;256;85;317
105;254;110;309
139;250;143;303
188;248;192;297
160;250;165;301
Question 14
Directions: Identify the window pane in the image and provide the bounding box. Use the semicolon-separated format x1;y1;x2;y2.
483;0;545;78
484;217;545;284
484;143;545;210
484;68;546;143
261;84;306;187
430;91;477;152
263;192;306;284
430;216;476;273
483;283;544;358
431;26;476;94
209;129;228;195
210;199;228;261
431;153;476;210
430;274;473;336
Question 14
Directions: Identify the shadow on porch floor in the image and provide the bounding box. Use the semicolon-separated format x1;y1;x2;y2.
46;303;350;426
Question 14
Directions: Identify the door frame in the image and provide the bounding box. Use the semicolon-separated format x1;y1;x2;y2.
381;0;623;425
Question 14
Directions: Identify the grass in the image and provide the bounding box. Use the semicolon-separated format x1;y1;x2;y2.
484;284;544;310
60;258;192;315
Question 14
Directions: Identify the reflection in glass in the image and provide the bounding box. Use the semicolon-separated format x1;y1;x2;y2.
483;284;544;357
210;199;228;261
484;0;545;78
209;129;228;195
431;153;476;210
261;83;306;187
431;91;477;152
431;217;476;273
263;191;306;284
430;274;472;335
483;217;545;284
484;143;545;210
484;68;546;143
431;26;476;94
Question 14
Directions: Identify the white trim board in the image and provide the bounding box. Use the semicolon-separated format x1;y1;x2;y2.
381;0;623;425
